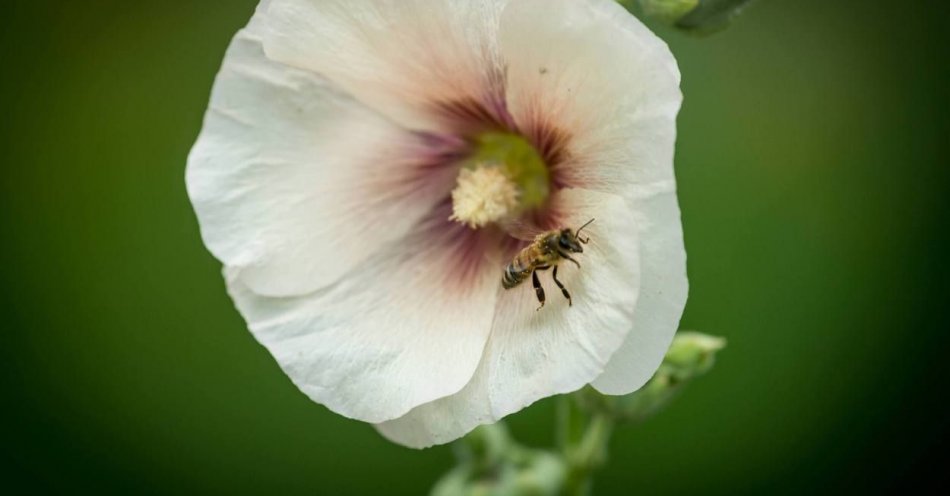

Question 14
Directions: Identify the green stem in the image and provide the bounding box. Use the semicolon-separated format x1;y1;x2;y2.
557;395;585;451
563;411;615;495
577;414;614;468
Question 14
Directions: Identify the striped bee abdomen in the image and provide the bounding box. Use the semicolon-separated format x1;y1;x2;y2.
503;244;543;289
502;262;529;289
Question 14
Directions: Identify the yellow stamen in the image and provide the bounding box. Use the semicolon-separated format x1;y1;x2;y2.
448;132;550;229
449;164;520;229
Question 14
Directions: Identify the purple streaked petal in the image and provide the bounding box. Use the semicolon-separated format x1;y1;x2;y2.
187;13;465;298
263;0;510;133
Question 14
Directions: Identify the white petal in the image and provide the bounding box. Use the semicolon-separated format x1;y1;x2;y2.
186;11;456;297
377;188;639;447
592;191;687;394
499;0;687;394
262;0;510;131
227;212;504;423
500;0;681;191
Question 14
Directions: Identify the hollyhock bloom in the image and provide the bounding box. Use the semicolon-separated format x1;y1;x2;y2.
187;0;686;448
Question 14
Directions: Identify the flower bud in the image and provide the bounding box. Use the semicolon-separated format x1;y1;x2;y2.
578;331;726;423
434;424;567;496
630;0;754;33
663;331;727;379
634;0;699;24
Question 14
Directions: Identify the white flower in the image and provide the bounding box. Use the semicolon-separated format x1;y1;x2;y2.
187;0;687;448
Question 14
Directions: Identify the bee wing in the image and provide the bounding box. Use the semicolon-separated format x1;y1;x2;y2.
500;217;545;241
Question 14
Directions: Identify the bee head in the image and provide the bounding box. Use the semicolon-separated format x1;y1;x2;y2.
558;229;584;253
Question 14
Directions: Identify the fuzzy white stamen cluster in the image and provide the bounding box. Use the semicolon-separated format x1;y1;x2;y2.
449;164;520;229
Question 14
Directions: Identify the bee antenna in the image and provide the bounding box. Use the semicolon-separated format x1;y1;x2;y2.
575;218;595;236
575;218;595;244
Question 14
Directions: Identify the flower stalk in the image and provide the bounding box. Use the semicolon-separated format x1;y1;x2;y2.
562;409;615;496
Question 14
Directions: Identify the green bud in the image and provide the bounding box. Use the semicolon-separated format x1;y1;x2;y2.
432;450;566;496
663;331;727;379
622;0;754;34
435;423;567;496
577;331;726;423
674;0;754;33
635;0;699;24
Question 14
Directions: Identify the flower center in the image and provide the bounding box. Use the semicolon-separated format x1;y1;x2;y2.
449;132;550;229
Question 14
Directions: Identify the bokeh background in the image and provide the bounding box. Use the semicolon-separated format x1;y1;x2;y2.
2;0;948;494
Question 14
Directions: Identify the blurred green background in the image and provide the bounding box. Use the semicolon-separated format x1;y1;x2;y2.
2;0;948;494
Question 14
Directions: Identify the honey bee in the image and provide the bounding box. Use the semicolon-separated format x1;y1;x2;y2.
502;219;595;310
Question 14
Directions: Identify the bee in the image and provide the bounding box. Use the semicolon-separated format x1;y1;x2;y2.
502;219;595;310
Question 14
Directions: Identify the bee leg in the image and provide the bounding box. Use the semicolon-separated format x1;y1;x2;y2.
559;252;581;268
532;270;546;311
552;266;572;306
